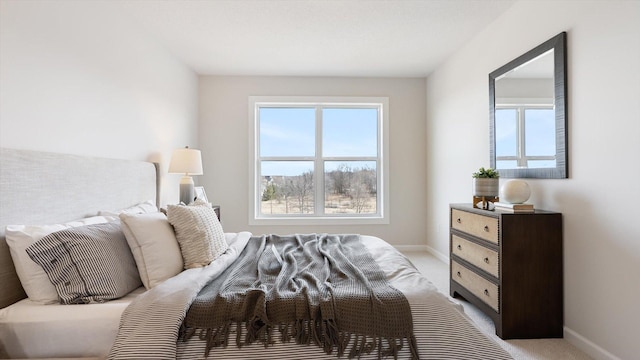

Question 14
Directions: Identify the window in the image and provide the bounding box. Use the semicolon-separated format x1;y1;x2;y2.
495;105;556;169
249;97;389;225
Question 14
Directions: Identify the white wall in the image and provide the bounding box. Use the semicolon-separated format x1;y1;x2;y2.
199;76;427;246
426;1;640;359
0;0;199;206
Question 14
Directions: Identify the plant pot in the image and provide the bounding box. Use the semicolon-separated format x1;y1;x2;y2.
472;178;499;197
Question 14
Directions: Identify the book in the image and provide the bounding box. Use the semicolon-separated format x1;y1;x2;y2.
494;202;534;212
496;208;535;213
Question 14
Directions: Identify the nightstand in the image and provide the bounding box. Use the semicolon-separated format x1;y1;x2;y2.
449;203;563;339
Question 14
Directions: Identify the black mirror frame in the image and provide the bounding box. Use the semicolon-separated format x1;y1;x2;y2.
489;32;568;179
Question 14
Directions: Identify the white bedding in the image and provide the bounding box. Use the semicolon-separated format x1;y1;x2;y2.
0;287;145;359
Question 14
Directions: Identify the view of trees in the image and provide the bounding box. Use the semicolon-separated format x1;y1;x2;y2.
261;164;376;215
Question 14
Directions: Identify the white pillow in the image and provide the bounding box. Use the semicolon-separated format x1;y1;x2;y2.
119;212;183;289
167;200;227;269
98;200;157;216
5;215;117;304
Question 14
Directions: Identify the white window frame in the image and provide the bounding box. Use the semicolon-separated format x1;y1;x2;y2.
248;96;389;225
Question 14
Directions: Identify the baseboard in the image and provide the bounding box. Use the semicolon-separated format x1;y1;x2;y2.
564;327;621;360
393;245;430;253
394;244;450;264
425;245;449;264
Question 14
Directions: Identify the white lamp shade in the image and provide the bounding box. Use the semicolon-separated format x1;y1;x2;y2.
168;147;203;175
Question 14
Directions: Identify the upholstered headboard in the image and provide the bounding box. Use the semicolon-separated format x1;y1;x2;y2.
0;148;159;308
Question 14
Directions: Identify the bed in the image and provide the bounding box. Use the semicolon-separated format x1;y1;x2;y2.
0;148;512;359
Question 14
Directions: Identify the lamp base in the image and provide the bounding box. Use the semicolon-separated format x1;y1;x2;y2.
179;176;195;205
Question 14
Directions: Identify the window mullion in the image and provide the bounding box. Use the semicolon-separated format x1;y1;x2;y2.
260;156;316;161
315;105;324;215
517;107;526;167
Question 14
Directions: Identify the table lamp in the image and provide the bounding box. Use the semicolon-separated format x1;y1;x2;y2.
168;146;203;204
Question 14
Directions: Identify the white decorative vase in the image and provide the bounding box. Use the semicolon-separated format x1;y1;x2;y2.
500;179;531;204
472;178;499;197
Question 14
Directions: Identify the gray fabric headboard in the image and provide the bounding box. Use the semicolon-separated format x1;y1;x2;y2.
0;148;159;308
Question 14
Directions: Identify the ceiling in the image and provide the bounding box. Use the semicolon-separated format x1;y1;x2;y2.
115;0;515;77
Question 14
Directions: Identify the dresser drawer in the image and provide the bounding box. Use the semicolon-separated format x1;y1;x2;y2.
451;209;499;244
452;260;499;312
452;234;499;278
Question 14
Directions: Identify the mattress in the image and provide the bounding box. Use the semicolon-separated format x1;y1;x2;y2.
0;287;145;359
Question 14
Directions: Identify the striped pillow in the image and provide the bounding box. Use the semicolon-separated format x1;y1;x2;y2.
167;200;227;269
25;222;142;304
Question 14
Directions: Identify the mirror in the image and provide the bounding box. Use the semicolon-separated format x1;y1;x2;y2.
489;32;567;178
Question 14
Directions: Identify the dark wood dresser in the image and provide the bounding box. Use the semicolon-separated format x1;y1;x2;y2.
449;203;563;339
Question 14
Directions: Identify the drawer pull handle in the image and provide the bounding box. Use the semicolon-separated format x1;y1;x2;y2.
484;257;490;264
457;245;462;250
456;271;461;278
484;289;489;296
457;218;462;224
484;225;489;232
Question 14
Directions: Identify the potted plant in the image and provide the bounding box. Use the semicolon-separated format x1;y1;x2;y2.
472;167;500;197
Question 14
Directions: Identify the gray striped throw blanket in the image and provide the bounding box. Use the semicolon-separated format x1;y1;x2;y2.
181;234;419;359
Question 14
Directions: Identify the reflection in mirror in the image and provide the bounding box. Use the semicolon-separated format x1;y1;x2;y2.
495;50;555;169
490;32;567;178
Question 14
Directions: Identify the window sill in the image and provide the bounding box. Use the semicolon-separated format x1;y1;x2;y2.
249;216;389;226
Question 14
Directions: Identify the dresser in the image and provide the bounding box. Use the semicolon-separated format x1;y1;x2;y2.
449;203;563;339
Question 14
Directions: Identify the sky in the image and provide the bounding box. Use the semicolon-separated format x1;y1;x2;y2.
495;107;555;168
259;107;378;176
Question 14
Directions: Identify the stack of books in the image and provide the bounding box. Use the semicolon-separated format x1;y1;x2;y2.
494;202;535;212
